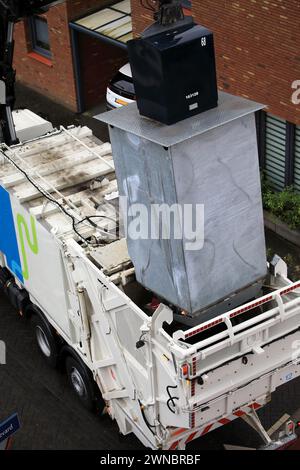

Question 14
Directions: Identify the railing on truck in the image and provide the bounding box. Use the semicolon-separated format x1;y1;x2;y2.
152;274;300;449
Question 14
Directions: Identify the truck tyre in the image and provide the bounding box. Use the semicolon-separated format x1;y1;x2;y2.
65;356;98;411
32;315;59;368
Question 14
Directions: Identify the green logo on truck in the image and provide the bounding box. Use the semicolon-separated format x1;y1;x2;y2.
17;214;39;281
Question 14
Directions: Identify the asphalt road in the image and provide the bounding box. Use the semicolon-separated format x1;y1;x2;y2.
1;86;300;450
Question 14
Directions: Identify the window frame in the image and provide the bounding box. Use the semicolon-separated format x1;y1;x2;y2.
285;122;295;187
29;15;52;59
258;110;297;190
294;126;300;191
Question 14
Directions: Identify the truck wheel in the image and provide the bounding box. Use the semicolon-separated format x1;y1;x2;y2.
65;356;98;411
32;315;59;368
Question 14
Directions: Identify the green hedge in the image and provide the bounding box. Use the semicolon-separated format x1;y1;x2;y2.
262;180;300;231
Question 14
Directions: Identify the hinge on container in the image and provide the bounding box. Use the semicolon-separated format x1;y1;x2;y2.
224;316;235;345
275;293;285;322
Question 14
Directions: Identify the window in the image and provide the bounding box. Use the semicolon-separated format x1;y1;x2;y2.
294;126;300;192
182;0;192;8
29;15;51;58
264;114;287;191
258;112;298;192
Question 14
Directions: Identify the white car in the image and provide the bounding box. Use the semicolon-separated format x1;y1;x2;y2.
106;63;135;110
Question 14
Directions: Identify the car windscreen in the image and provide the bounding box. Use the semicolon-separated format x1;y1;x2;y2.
109;72;135;97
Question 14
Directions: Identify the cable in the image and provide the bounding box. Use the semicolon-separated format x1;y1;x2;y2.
0;1;9;11
75;215;119;229
166;385;179;414
140;0;156;12
0;147;115;246
146;0;157;11
140;0;151;12
76;215;119;242
139;400;156;435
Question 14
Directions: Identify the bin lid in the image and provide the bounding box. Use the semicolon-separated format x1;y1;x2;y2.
95;92;264;147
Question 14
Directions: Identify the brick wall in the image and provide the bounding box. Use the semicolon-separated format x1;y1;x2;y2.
77;32;128;109
131;0;300;125
14;2;78;111
13;0;116;112
66;0;114;20
130;0;152;36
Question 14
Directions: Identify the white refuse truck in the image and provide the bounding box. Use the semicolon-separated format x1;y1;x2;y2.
0;115;300;450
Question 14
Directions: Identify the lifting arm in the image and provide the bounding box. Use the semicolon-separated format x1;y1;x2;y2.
154;0;184;25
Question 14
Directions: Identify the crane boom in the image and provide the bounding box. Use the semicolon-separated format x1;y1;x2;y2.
0;0;185;144
154;0;184;25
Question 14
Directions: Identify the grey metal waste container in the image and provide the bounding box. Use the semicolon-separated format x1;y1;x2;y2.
97;92;267;317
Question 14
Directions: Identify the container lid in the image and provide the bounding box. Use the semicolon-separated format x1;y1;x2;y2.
95;92;265;147
142;23;211;51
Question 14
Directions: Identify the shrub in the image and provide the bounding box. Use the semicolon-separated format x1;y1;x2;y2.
262;179;300;231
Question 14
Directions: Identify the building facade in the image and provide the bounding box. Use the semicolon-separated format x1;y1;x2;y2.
131;0;300;191
13;0;300;191
13;0;128;112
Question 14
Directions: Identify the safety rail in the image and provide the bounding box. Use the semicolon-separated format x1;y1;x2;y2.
60;126;114;171
172;281;300;356
0;131;115;238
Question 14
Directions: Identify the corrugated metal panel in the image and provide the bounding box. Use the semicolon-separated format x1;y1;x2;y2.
113;0;131;14
74;0;132;44
294;125;300;192
77;9;124;30
265;114;286;191
96;15;132;41
105;101;267;316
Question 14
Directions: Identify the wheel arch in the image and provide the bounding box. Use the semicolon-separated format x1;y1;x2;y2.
62;346;105;412
24;301;46;320
59;344;92;376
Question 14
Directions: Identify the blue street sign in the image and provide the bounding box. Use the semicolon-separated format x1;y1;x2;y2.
0;413;20;444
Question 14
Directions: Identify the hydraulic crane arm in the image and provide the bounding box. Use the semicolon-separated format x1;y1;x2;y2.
0;0;185;145
0;0;63;145
154;0;184;25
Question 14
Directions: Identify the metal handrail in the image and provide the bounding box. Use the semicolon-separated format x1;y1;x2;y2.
171;281;300;361
60;126;115;171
